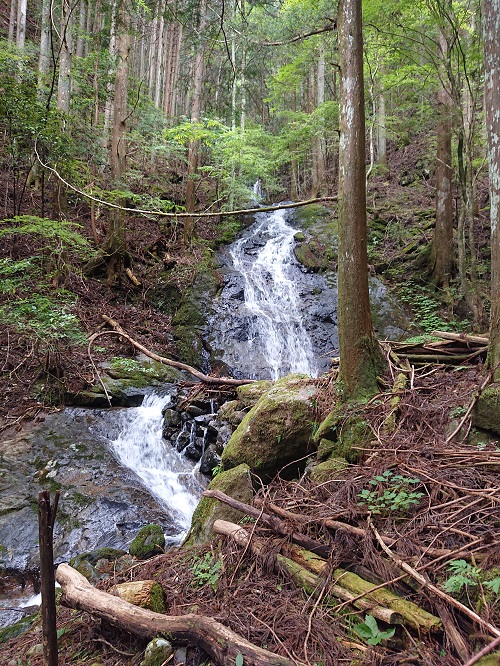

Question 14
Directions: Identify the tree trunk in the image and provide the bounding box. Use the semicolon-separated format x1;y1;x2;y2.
482;0;500;376
377;82;387;167
184;0;207;244
430;33;454;288
16;0;27;50
337;0;384;398
102;0;131;282
57;0;73;114
8;0;16;43
37;0;51;94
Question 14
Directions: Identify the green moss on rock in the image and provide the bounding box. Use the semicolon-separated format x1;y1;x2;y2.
309;457;348;484
173;325;205;369
236;380;272;407
129;524;165;559
222;374;318;481
314;405;371;463
0;613;37;644
183;464;253;546
140;638;173;666
473;383;500;435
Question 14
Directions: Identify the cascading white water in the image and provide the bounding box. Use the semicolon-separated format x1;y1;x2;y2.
228;209;318;379
110;393;202;533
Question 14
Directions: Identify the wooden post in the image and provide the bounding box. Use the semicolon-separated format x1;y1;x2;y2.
38;490;61;666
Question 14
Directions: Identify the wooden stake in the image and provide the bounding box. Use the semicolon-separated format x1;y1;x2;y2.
38;490;61;666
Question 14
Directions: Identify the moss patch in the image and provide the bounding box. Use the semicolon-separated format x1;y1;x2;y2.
473;383;500;435
314;405;372;463
309;457;348;483
129;524;165;559
236;380;272;407
222;374;318;481
183;464;253;546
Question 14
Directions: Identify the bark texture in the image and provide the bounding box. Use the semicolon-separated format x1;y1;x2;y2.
337;0;383;397
483;0;500;376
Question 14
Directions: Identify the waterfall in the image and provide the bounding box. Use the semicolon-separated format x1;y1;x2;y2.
110;393;202;533
210;209;320;379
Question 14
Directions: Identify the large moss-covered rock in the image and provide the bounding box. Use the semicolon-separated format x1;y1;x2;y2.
222;374;318;481
183;464;253;546
129;525;165;559
473;383;500;435
140;638;173;666
236;380;272;407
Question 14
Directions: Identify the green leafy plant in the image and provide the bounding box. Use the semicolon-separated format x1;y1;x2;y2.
442;560;500;597
191;552;222;591
235;653;244;666
357;470;424;514
353;615;395;645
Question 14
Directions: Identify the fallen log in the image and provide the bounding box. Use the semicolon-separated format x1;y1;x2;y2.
90;315;255;387
203;489;332;558
431;330;489;345
214;520;441;633
56;564;299;666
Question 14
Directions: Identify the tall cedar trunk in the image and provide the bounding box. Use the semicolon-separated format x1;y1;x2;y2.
8;0;16;42
37;0;51;94
16;0;27;49
103;0;117;148
377;72;387;167
430;33;454;288
483;0;500;375
103;0;131;282
337;0;383;398
184;0;207;244
57;0;73;114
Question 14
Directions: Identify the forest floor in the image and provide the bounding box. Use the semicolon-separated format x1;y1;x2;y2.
1;135;499;665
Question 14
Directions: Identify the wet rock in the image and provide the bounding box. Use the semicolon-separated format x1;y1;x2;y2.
199;445;221;476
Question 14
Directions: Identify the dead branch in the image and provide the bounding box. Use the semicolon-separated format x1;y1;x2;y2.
56;564;299;666
202;489;332;558
91;315;255;387
368;519;500;639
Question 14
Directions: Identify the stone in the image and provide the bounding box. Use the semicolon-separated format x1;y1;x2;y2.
199;444;221;476
129;525;165;559
222;374;319;481
473;383;500;435
140;637;173;666
314;406;369;463
309;457;348;484
183;464;253;546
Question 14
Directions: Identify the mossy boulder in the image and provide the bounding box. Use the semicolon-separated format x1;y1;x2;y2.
129;524;165;559
473;383;500;435
222;374;319;481
316;438;338;461
183;464;253;546
293;239;333;272
314;405;371;463
236;380;273;407
173;325;205;369
309;457;348;484
69;547;127;583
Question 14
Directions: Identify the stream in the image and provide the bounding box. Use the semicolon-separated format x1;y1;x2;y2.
0;203;406;627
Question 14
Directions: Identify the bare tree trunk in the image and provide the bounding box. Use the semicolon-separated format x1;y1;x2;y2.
8;0;16;43
154;3;166;109
16;0;27;49
184;0;207;244
482;0;500;375
38;0;52;93
76;0;87;58
57;0;74;114
337;0;384;398
377;83;387;167
103;0;117;149
430;33;454;288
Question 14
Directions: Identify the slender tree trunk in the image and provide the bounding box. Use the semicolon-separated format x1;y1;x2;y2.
184;0;207;244
76;0;87;58
430;33;454;288
16;0;27;50
103;0;117;149
337;0;384;398
38;0;52;94
101;0;131;281
482;0;500;375
57;0;73;114
8;0;16;43
377;84;387;167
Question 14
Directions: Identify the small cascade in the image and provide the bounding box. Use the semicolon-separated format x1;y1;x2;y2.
210;209;321;379
110;393;202;533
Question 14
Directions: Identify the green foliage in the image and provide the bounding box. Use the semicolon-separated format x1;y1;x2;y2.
398;282;454;333
353;614;395;645
357;470;424;514
235;653;244;666
191;552;222;591
0;294;86;347
1;216;91;253
442;560;500;598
